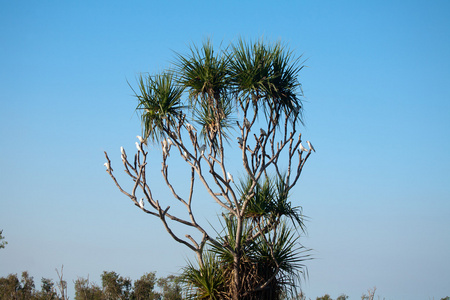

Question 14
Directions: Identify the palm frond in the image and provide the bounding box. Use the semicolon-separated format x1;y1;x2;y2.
174;38;230;107
193;93;235;148
174;39;234;145
272;175;306;232
251;222;311;297
133;72;185;143
238;176;274;219
236;175;305;229
182;252;226;300
228;38;305;126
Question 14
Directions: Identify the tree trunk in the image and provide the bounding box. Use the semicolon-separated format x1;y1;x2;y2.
233;253;241;300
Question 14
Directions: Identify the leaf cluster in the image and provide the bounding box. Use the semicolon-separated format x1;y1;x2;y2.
133;38;305;145
181;175;310;300
182;215;310;300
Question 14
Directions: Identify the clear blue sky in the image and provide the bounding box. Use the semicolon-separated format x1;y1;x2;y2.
1;1;449;299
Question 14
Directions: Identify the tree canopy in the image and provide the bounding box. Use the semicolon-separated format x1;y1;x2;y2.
105;37;314;300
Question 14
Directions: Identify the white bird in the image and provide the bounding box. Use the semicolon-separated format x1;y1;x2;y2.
227;172;234;183
199;144;206;156
139;198;144;208
260;128;267;136
183;150;190;161
104;162;110;170
137;135;145;144
120;147;126;161
299;142;308;152
167;139;173;152
163;140;170;156
136;142;143;153
307;141;316;152
162;139;169;156
185;123;196;132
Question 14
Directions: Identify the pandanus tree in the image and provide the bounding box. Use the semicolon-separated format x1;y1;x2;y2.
104;38;315;299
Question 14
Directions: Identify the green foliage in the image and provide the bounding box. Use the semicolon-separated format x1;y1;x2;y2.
36;278;58;300
1;271;445;300
101;271;132;300
336;294;349;300
238;175;305;230
0;271;185;300
182;252;225;299
134;38;304;145
132;272;159;300
157;275;183;300
175;39;230;108
74;277;102;300
20;271;36;299
0;273;21;300
181;175;309;299
133;72;185;143
0;230;7;249
0;272;36;300
193;95;234;148
229;38;304;126
182;214;310;299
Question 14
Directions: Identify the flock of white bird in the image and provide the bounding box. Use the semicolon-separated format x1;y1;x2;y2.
104;129;315;210
106;131;315;165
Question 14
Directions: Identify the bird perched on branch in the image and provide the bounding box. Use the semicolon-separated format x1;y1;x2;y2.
162;139;170;157
136;142;143;153
104;162;111;171
182;150;190;161
227;172;234;183
299;142;308;152
307;141;316;152
120;147;127;161
137;135;146;145
199;144;206;156
185;123;196;132
139;198;144;208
